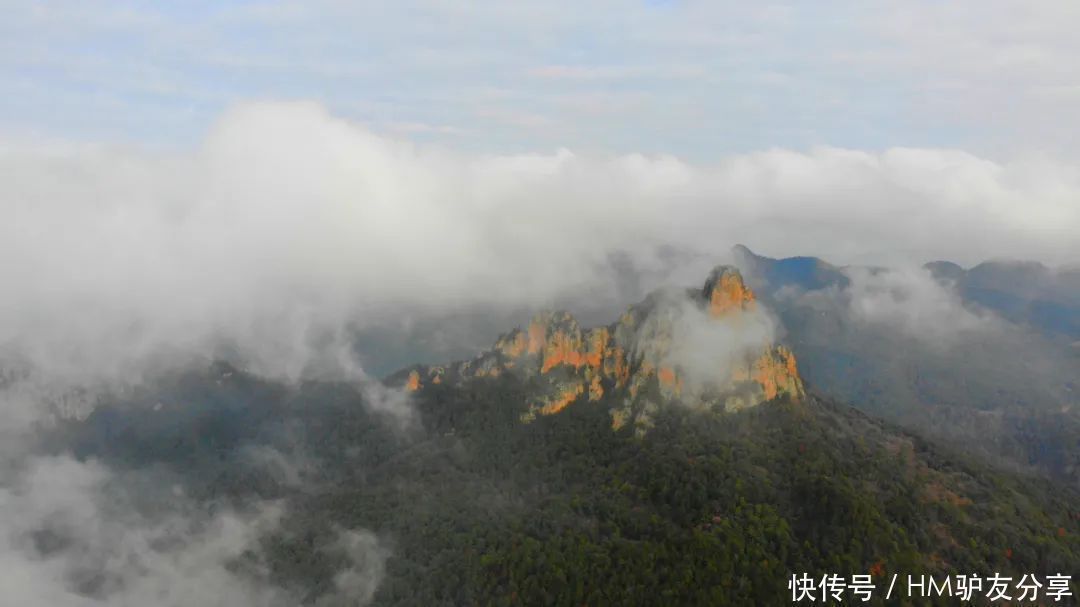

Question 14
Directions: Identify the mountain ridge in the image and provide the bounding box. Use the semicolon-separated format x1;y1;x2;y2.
393;265;803;435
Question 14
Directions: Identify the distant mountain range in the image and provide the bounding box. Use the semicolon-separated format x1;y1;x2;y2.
733;244;1080;486
734;243;1080;343
924;258;1080;343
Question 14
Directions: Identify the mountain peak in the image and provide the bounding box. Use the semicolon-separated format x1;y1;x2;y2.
730;245;849;293
731;243;757;261
924;260;966;284
398;265;803;435
702;266;756;317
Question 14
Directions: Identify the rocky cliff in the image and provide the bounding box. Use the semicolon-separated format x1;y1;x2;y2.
400;266;803;436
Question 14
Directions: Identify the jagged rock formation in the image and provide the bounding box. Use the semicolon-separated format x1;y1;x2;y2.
401;266;803;435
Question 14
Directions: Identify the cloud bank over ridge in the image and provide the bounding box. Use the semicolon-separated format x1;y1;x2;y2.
2;100;1078;407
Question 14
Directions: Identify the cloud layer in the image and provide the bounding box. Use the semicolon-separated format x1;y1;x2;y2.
0;455;280;607
2;101;1079;413
0;453;390;607
842;266;996;343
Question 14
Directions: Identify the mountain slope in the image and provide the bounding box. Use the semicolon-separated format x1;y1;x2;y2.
52;365;1080;606
42;265;1080;605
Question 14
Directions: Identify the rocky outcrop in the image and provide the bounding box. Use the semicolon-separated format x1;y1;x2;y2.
399;266;803;435
704;266;756;317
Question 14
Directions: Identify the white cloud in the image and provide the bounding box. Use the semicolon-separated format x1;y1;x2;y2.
1;101;1079;425
843;267;994;342
316;530;389;607
663;295;779;390
0;456;277;607
0;454;389;607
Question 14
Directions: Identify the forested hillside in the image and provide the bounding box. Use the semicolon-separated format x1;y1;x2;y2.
53;366;1080;605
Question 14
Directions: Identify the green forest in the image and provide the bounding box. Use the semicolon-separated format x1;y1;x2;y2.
75;368;1077;605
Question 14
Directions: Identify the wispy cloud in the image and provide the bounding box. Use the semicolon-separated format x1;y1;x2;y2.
4;1;1080;157
527;64;705;81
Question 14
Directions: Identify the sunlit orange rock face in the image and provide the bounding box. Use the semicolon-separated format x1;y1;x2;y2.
704;267;756;318
658;366;677;387
402;266;803;433
405;370;421;392
495;330;527;358
540;329;586;373
607;346;630;388
657;366;684;398
752;346;801;400
538;381;585;416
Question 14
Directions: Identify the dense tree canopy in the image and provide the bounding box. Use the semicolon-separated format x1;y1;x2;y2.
57;367;1080;605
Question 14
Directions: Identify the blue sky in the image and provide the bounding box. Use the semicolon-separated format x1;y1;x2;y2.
4;1;1079;160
